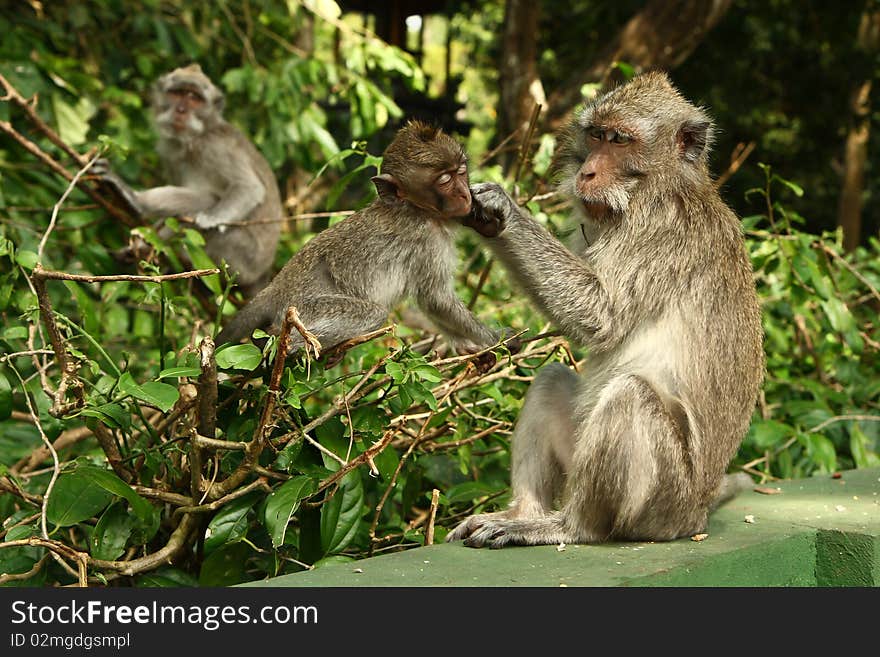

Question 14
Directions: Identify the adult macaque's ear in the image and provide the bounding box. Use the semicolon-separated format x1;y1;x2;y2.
372;174;404;205
677;119;711;164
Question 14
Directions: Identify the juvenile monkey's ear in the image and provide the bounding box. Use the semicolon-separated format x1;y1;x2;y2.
677;119;711;163
372;174;404;204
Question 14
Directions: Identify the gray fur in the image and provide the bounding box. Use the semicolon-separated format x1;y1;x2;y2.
95;64;282;296
448;72;764;547
216;172;499;354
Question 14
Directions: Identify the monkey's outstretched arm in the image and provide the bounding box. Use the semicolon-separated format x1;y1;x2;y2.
471;183;613;346
417;284;499;354
93;159;217;220
135;186;219;219
193;148;265;231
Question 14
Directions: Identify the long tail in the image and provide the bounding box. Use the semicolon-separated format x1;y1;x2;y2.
709;471;754;510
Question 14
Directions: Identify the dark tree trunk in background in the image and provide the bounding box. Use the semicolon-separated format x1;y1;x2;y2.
837;5;880;252
496;0;544;173
545;0;734;127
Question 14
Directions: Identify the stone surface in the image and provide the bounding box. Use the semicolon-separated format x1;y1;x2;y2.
240;467;880;587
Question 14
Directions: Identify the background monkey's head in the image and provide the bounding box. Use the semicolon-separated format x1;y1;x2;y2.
152;64;225;141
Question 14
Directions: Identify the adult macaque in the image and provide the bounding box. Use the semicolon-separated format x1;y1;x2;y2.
95;64;282;296
448;72;764;547
216;119;502;358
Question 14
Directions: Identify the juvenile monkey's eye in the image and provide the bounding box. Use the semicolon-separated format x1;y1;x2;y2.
611;132;633;145
587;127;604;141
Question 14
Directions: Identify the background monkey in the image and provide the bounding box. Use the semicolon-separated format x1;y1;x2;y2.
448;71;764;547
216;119;501;357
96;64;282;296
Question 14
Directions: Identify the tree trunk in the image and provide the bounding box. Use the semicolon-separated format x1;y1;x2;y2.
837;6;880;252
496;0;545;174
545;0;733;127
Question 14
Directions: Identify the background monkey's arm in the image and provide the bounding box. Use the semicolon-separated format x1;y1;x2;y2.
93;159;218;220
193;141;266;231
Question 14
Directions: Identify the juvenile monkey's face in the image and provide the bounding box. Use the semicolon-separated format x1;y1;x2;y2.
433;158;472;218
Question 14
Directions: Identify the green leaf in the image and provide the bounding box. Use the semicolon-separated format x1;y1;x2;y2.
411;363;442;383
747;420;794;450
850;424;880;469
81;402;129;430
91;502;134;560
820;297;855;335
199;542;252;586
52;93;93;145
216;343;263;370
73;465;155;525
263;476;317;548
204;492;261;555
158;366;202;379
320;471;364;555
46;471;115;527
272;439;304;473
312;554;355;569
114;373;179;412
136;381;179;412
799;433;837;473
135;567;199;588
385;361;405;383
3;325;28;340
0;369;12;421
446;481;496;504
15;250;38;270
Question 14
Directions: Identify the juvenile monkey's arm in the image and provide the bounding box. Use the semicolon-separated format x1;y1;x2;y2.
471;182;613;346
417;283;499;353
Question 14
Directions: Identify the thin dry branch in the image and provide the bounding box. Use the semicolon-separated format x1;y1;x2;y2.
0;73;87;164
0;77;136;227
33;268;220;283
205;307;300;500
715;141;757;189
88;513;199;576
315;426;399;495
425;489;440;546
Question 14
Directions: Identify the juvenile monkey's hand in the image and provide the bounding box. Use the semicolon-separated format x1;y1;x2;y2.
463;183;519;237
498;327;523;355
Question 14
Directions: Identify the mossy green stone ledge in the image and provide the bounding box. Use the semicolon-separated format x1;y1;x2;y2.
240;467;880;587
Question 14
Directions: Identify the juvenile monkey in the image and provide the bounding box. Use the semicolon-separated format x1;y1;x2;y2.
448;72;764;547
216;120;501;357
96;64;282;296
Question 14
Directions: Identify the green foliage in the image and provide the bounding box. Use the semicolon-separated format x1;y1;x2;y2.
740;165;880;478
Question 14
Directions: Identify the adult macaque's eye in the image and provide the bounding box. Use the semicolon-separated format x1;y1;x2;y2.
611;132;633;145
588;127;604;141
458;164;467;175
437;173;452;185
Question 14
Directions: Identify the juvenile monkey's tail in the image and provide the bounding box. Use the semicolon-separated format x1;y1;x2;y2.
216;299;274;345
709;471;754;510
